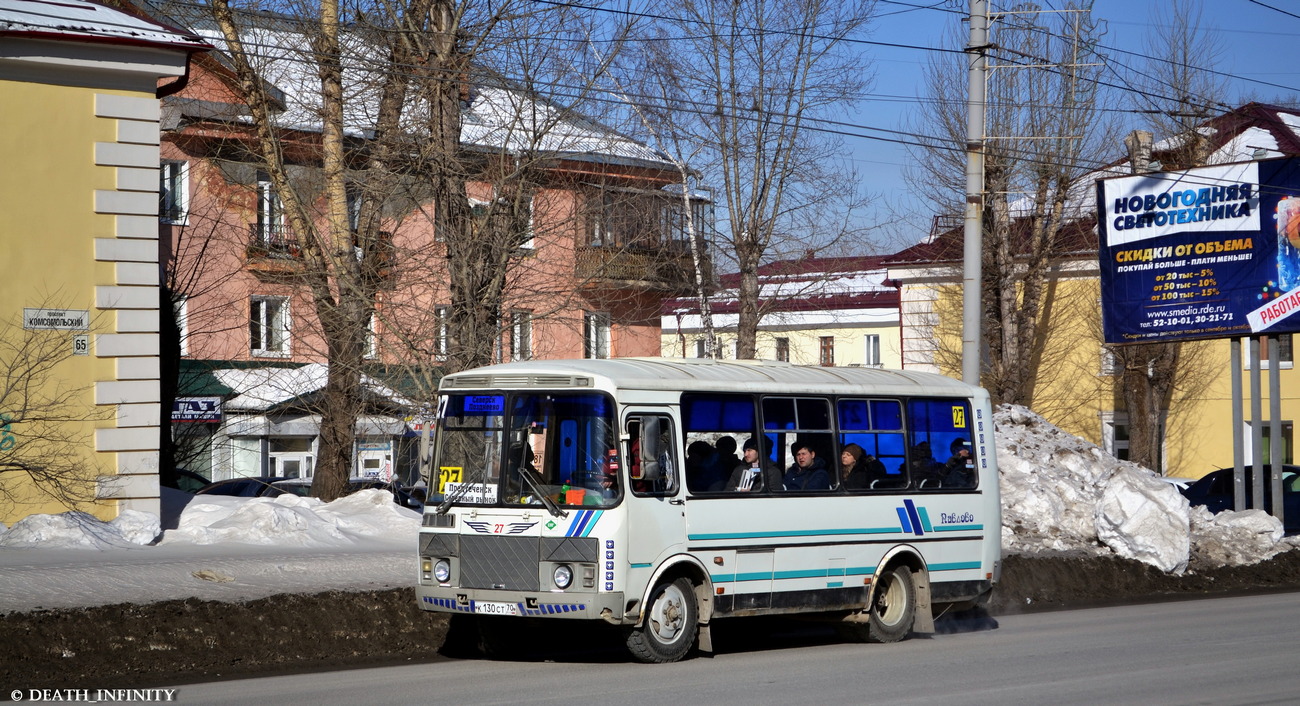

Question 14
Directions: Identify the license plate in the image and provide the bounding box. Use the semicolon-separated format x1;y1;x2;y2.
474;601;519;616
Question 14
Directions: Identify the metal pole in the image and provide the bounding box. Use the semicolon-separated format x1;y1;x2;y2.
962;0;988;386
1268;337;1284;522
1230;338;1244;512
1249;336;1263;510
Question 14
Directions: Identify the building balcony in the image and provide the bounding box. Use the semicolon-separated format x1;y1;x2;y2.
575;240;707;293
246;224;304;276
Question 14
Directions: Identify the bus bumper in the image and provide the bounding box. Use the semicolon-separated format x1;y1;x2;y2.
416;585;627;623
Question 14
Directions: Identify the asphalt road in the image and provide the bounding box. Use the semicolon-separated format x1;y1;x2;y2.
167;592;1298;705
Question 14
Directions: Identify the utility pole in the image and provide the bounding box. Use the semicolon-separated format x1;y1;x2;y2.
962;0;988;386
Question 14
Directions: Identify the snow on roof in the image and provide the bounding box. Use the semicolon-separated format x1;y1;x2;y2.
178;20;668;167
0;0;207;50
213;363;414;411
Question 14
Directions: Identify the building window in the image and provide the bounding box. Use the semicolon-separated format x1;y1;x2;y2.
511;310;532;361
256;172;286;246
694;338;706;358
819;336;835;367
363;313;377;359
1102;411;1168;472
864;334;881;367
1246;420;1294;465
520;195;536;250
1101;345;1119;376
775;337;790;363
250;296;289;356
160;161;188;224
174;295;189;357
584;311;610;359
434;305;449;360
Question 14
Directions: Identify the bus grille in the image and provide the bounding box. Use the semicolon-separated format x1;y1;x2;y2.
460;535;540;591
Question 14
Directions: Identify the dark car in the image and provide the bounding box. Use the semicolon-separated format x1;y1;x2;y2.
1180;466;1300;535
195;476;288;498
172;468;213;494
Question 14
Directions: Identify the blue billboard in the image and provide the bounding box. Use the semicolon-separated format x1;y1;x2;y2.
1097;157;1300;344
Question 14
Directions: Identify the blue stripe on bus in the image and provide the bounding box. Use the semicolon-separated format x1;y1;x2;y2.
927;561;983;571
827;581;843;588
567;510;593;537
903;499;924;536
712;566;877;583
895;507;913;534
917;506;934;533
688;527;899;541
630;563;653;569
580;511;602;537
931;524;984;532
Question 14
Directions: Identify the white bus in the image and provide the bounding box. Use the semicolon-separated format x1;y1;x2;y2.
417;358;1001;662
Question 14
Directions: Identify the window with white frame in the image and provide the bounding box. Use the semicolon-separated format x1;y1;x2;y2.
694;338;706;358
864;334;881;367
250;296;289;356
174;295;189;357
511;310;532;361
1101;345;1120;375
160;161;188;224
1244;420;1294;465
1102;411;1167;471
1244;334;1294;369
256;172;285;246
775;337;790;362
434;305;449;360
363;313;377;359
520;194;536;250
584;311;610;359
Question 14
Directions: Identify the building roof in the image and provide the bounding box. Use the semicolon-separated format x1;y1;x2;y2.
144;2;672;171
666;253;899;317
0;0;206;50
886;102;1300;268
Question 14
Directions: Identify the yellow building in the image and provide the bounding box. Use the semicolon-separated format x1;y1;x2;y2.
887;104;1300;480
661;255;901;369
0;0;206;523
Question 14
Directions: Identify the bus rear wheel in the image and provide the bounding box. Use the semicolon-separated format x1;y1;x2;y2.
866;565;916;643
626;577;697;663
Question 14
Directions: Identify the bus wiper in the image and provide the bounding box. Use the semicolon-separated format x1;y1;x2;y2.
435;464;484;515
517;466;567;519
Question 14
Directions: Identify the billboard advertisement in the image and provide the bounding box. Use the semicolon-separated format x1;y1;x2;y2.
1097;157;1300;344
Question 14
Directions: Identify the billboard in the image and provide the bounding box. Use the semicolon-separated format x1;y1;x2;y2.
1097;158;1300;344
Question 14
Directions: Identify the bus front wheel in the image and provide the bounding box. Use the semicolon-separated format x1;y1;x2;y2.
626;576;697;663
866;565;916;643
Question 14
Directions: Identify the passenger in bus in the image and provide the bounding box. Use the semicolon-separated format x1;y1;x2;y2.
942;438;975;488
841;443;888;490
687;440;729;492
725;437;781;492
782;442;831;491
905;441;945;488
710;436;741;485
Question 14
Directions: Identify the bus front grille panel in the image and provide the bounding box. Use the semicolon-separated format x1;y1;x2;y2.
459;535;540;591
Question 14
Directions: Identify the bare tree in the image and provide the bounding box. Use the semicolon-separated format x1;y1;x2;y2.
0;312;113;512
624;0;875;359
907;3;1113;406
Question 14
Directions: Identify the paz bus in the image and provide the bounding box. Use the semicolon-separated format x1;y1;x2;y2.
416;358;1001;662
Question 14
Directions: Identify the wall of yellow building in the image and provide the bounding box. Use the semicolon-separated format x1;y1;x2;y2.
919;273;1298;481
0;79;123;523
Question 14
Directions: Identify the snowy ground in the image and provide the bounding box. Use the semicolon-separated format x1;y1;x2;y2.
1;404;1297;614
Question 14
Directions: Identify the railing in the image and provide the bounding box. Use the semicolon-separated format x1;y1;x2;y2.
574;243;708;292
247;224;300;258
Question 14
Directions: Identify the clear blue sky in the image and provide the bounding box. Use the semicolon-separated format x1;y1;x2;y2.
852;0;1300;250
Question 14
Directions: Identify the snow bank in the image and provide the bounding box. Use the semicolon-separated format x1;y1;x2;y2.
996;404;1292;572
0;510;160;550
161;489;419;547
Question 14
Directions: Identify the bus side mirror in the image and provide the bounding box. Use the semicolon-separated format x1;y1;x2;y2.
640;416;662;481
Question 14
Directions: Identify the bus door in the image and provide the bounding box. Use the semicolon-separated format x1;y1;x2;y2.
623;412;686;579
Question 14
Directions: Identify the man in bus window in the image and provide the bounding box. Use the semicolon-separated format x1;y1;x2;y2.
942;438;975;488
782;442;830;491
726;437;781;492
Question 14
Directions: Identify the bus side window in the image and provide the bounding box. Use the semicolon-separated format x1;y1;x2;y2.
905;398;978;490
628;415;677;496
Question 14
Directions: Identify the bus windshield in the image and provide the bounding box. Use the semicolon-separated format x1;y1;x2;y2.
434;391;618;509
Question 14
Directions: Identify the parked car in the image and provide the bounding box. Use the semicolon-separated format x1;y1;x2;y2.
1180;465;1300;535
172;468;213;494
195;476;288;498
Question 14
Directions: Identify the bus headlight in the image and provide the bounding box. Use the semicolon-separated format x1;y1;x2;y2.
433;559;452;583
553;563;574;590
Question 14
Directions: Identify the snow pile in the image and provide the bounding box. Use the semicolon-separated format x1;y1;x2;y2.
996;404;1298;572
0;510;160;550
161;489;419;547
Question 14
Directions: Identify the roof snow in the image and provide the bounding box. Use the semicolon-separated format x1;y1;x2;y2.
0;0;206;50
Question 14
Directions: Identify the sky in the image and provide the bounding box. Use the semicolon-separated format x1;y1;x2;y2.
847;0;1300;251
